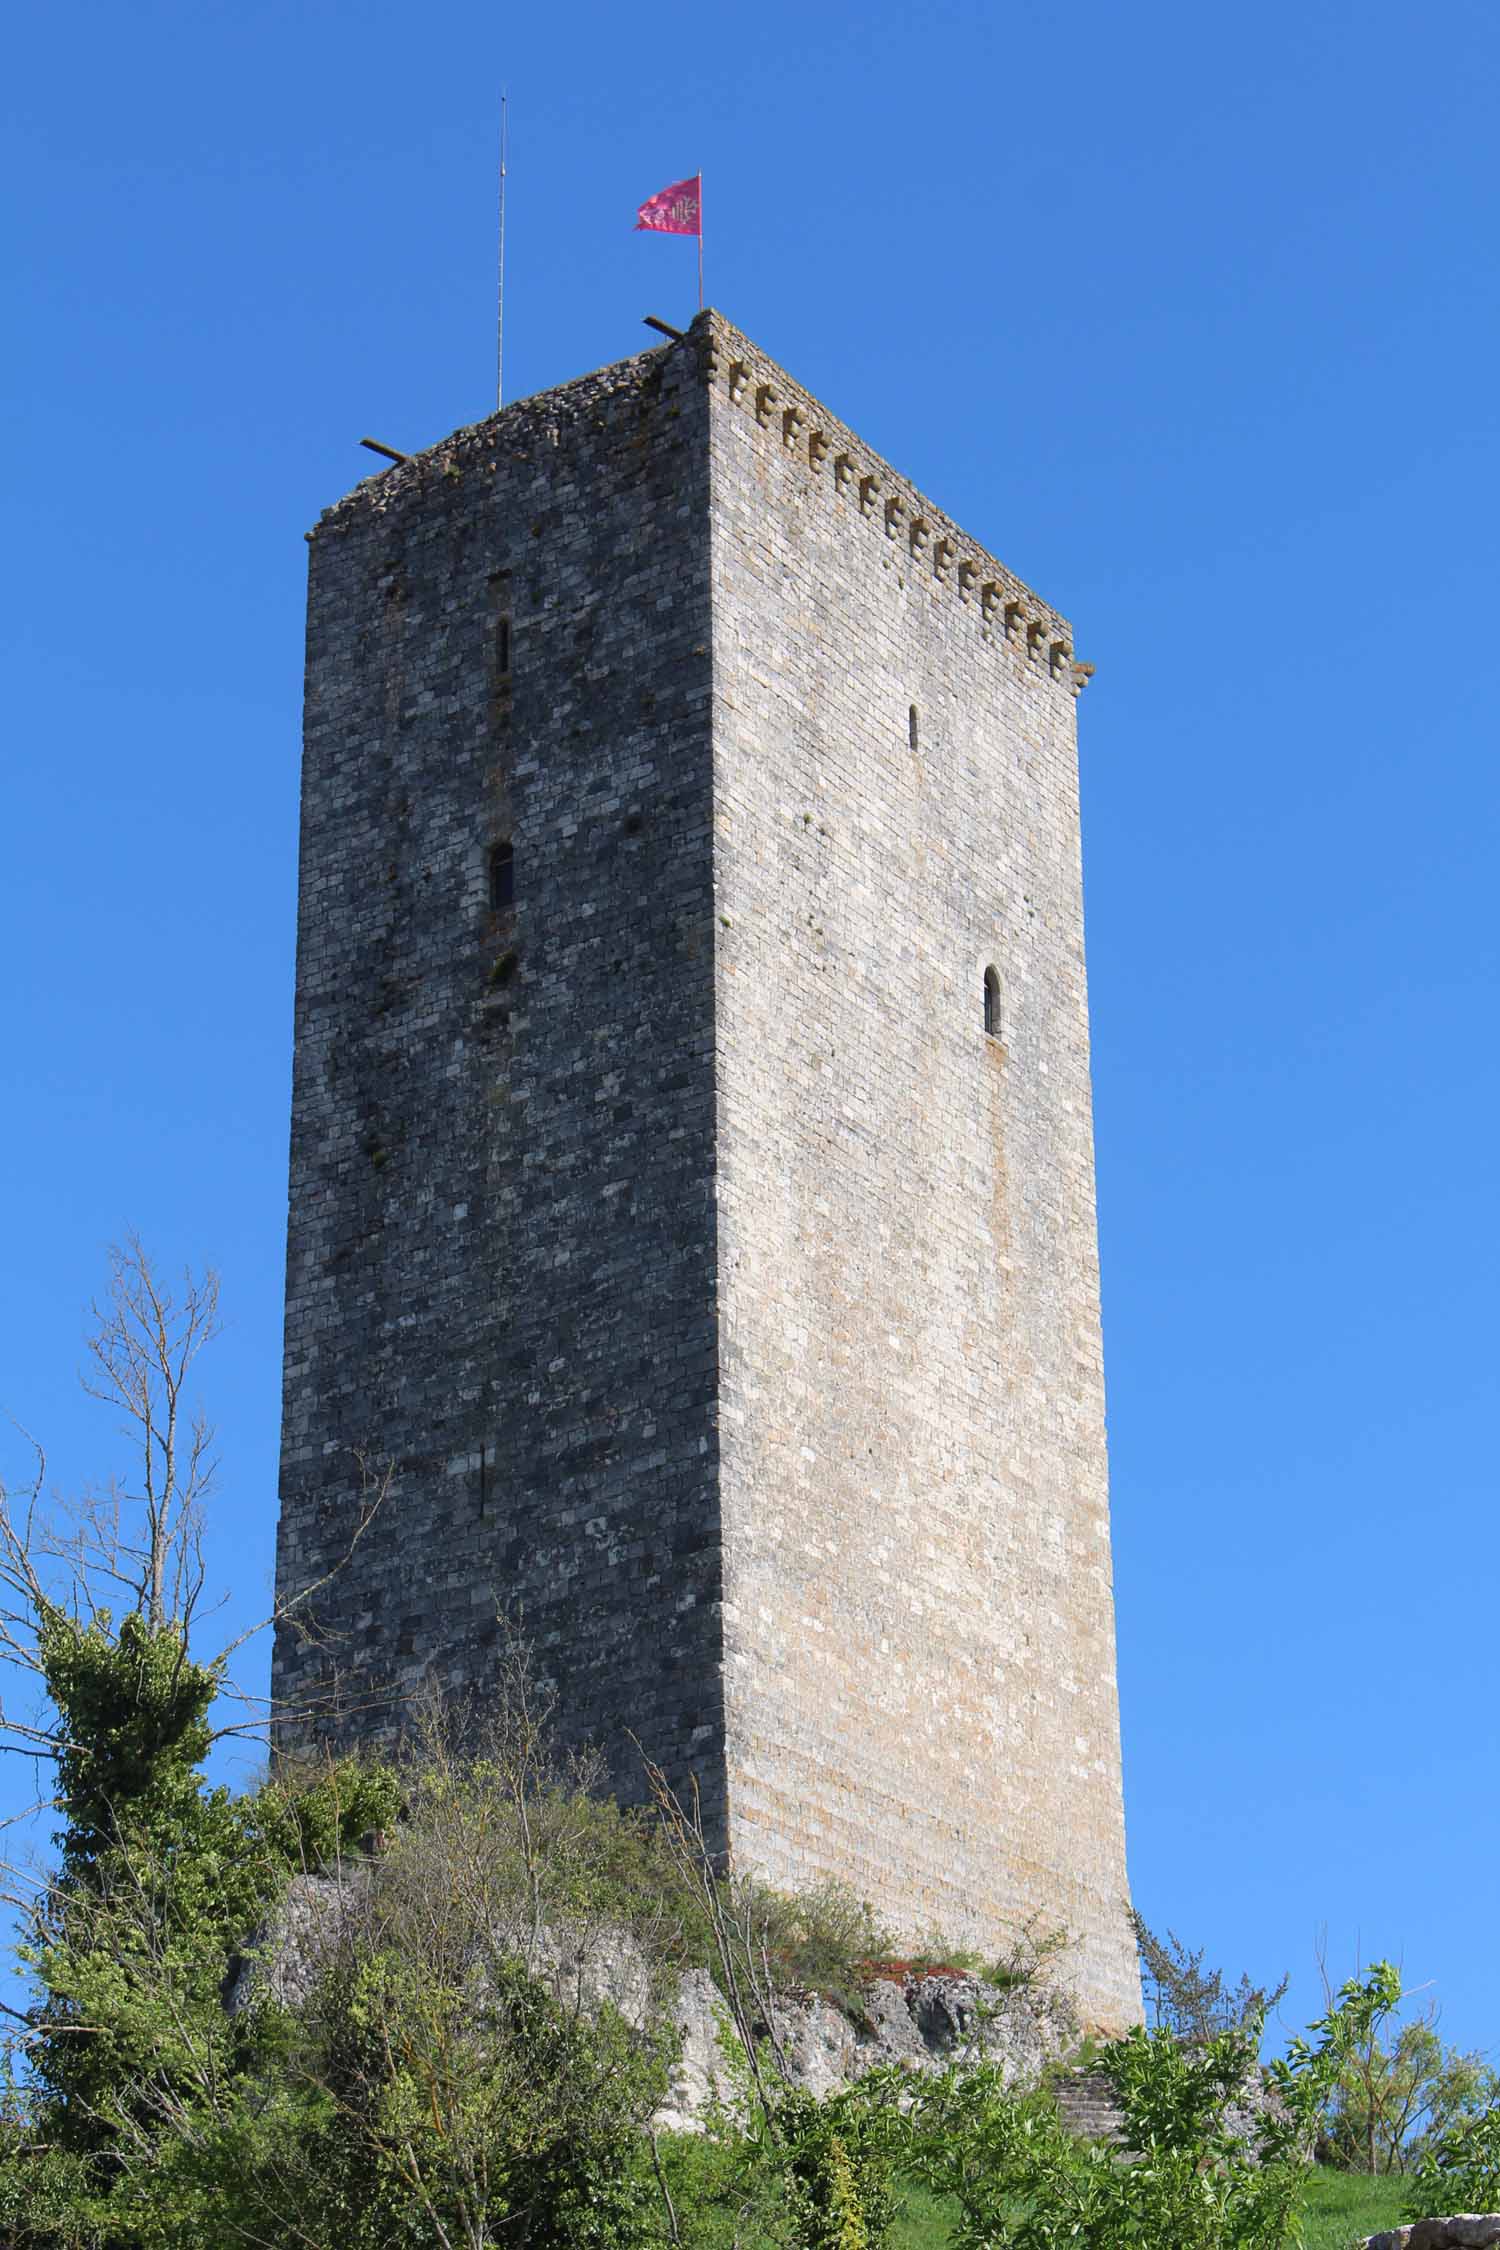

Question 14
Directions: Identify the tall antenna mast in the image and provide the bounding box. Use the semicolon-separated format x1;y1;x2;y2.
496;91;509;412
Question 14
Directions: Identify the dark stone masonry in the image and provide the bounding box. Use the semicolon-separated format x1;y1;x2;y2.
274;310;1140;2031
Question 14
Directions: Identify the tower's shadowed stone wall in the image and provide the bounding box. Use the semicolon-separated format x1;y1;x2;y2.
275;312;1139;2030
275;339;726;1826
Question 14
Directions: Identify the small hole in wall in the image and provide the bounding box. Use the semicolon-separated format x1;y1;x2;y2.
909;704;919;752
488;840;514;913
497;616;511;674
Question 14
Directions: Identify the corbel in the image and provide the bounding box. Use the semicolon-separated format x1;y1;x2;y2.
884;495;906;539
1049;639;1070;678
859;473;879;516
1026;619;1048;659
781;404;804;449
933;537;953;581
957;558;978;601
728;361;750;404
1004;601;1026;640
1070;659;1096;694
755;383;777;427
808;430;830;471
981;582;1002;624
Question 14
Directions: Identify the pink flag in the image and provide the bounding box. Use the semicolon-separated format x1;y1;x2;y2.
635;174;702;236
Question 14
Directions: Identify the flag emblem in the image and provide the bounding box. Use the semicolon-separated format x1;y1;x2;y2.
635;174;702;236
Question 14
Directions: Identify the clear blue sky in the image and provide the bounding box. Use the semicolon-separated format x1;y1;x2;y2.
4;0;1497;2057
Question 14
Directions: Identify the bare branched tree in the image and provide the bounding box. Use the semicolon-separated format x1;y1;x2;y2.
0;1235;391;1850
637;1749;794;2133
79;1231;221;1633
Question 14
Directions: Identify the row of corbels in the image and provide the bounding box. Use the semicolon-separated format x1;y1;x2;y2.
702;338;1094;695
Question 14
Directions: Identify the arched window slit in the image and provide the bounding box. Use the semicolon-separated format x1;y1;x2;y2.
984;966;1003;1040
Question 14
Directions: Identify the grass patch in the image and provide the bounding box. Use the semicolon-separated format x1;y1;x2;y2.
880;2169;1410;2249
1298;2168;1407;2248
890;2181;956;2246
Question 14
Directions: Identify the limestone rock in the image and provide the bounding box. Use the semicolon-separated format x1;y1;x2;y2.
1362;2219;1500;2250
225;1869;364;2015
230;1880;1077;2134
657;1966;1070;2130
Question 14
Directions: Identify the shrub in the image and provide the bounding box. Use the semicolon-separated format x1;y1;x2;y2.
885;1962;1404;2250
1403;2102;1500;2220
1130;1909;1288;2045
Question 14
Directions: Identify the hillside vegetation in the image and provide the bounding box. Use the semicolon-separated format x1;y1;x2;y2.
3;1246;1496;2248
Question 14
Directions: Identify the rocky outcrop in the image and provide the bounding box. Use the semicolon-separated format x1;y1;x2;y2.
1362;2222;1500;2250
228;1876;1079;2133
656;1964;1072;2131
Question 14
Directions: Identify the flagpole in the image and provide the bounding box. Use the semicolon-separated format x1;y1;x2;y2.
697;169;704;311
496;91;509;410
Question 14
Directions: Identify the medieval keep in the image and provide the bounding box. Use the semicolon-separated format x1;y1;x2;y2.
274;310;1140;2030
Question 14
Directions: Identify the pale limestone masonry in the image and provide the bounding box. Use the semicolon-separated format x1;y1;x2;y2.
274;310;1140;2032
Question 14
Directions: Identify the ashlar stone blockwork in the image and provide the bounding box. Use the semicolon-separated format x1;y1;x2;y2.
274;310;1140;2031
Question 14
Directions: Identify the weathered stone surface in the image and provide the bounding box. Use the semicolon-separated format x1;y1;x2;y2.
1363;2220;1500;2250
225;1870;360;2015
228;1877;1071;2133
273;308;1138;2033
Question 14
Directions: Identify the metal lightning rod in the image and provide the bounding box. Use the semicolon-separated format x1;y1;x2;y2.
496;91;509;411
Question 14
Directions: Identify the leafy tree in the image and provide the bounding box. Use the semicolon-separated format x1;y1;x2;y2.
0;1240;393;2239
1311;1961;1498;2175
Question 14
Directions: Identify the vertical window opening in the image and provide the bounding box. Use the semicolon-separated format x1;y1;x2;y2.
909;703;919;751
489;840;514;913
490;569;513;688
984;966;1003;1040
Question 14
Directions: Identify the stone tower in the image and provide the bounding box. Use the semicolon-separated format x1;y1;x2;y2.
274;310;1139;2031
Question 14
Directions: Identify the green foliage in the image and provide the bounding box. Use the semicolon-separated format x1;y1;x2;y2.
0;2074;104;2247
113;1950;669;2250
780;2087;899;2250
25;1610;262;2152
38;1607;221;1884
7;1601;399;2236
723;1881;895;2025
878;2171;1416;2250
1130;1910;1289;2047
886;1964;1405;2250
254;1753;402;1872
0;1489;1445;2250
894;2060;1096;2249
1403;2100;1500;2220
1299;2168;1408;2249
1313;1997;1499;2176
654;2086;898;2250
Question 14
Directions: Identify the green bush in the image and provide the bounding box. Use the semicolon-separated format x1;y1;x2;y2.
883;1963;1405;2250
1403;2102;1500;2220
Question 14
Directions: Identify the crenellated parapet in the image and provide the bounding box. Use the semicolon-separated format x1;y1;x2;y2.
313;314;1094;697
696;310;1093;696
306;313;1093;698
